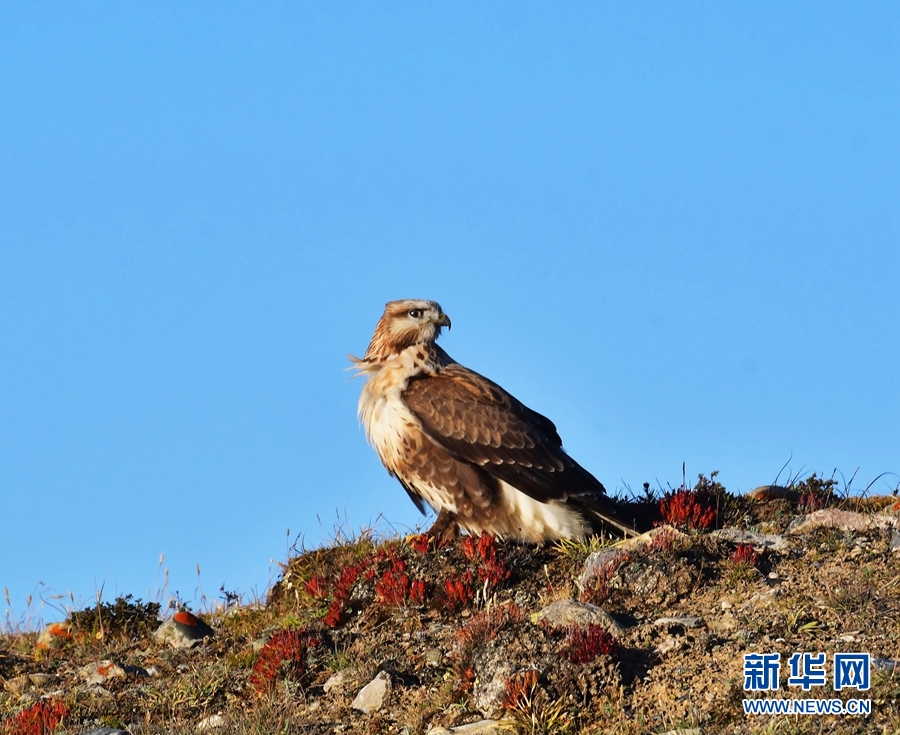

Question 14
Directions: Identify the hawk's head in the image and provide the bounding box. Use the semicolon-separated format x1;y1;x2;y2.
364;299;451;361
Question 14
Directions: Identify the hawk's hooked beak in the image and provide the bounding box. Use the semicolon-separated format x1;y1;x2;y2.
434;313;451;330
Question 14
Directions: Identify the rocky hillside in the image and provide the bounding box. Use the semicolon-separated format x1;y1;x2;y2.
2;475;899;734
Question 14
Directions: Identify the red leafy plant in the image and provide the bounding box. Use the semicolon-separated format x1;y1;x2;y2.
730;543;759;567
250;628;322;694
442;570;476;612
3;700;67;735
564;624;618;663
503;668;540;712
374;552;427;607
659;488;717;531
461;532;510;590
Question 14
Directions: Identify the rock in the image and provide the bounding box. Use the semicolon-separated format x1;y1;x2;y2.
787;509;897;536
530;599;624;635
472;649;526;719
3;673;55;696
745;485;799;501
427;721;515;734
423;647;444;666
655;635;683;655
36;621;73;649
890;530;900;553
323;669;353;694
197;714;227;731
78;728;130;735
873;657;899;671
710;528;790;552
79;661;126;686
154;611;214;649
653;615;701;628
351;670;392;713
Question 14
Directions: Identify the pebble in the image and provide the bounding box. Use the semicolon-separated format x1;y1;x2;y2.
197;714;227;731
79;661;126;686
154;611;214;649
711;528;790;552
323;669;352;694
351;670;392;713
787;509;897;535
427;720;514;734
78;728;130;735
530;599;625;635
36;621;73;649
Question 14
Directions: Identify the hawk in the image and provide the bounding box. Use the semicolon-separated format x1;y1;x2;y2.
352;299;635;542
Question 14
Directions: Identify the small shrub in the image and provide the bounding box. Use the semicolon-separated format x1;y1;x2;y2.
250;629;322;693
564;625;618;663
461;532;510;590
442;571;475;612
68;594;161;642
580;551;628;606
659;489;716;531
730;543;759;567
2;700;67;735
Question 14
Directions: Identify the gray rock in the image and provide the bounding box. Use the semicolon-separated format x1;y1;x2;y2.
154;612;213;649
530;599;624;635
324;669;353;694
710;528;790;552
78;728;130;735
424;647;444;667
427;721;515;734
79;661;126;686
873;657;899;671
579;550;624;591
890;530;900;553
351;670;392;713
787;509;896;535
197;714;227;731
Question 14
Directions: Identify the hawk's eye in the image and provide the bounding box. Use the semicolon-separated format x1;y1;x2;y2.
408;309;424;319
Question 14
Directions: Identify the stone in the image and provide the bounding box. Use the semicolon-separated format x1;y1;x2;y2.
36;621;73;649
787;509;897;536
427;721;516;734
323;669;352;694
890;530;900;553
79;661;126;686
3;673;55;696
710;528;790;552
872;657;899;671
351;670;392;713
78;728;130;735
530;599;624;635
197;714;227;731
745;485;799;501
154;611;214;649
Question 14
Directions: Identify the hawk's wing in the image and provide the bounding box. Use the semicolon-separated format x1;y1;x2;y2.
402;364;608;504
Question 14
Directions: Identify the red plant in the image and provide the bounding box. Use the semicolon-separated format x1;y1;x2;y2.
303;575;329;599
659;488;716;531
374;555;428;607
564;624;618;663
442;570;476;612
250;628;321;693
3;700;67;735
580;551;628;606
730;543;759;567
503;669;539;712
322;561;366;627
648;527;676;556
408;533;431;554
461;532;510;590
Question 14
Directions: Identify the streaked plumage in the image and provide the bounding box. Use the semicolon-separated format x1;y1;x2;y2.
352;299;634;542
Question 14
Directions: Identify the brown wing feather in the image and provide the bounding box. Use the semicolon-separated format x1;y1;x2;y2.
402;365;608;503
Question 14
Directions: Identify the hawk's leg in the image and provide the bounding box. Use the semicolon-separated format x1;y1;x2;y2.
427;508;460;544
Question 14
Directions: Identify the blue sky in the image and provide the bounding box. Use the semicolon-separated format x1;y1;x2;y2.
2;3;897;625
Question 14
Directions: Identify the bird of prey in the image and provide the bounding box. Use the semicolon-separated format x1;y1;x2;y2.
351;299;634;542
